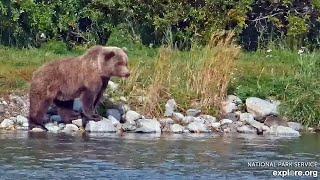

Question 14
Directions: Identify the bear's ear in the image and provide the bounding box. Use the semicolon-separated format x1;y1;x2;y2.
122;47;128;54
104;51;115;61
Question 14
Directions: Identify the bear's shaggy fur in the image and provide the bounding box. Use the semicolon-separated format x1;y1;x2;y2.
29;46;130;130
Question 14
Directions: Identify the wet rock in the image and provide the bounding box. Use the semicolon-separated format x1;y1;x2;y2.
30;127;45;132
187;122;209;133
264;115;288;127
164;99;177;117
45;123;60;133
108;115;120;126
72;119;83;127
122;122;136;131
220;119;233;125
244;117;264;131
172;112;184;122
171;124;184;133
16;115;28;127
106;109;122;121
135;119;161;133
269;126;300;137
62;124;79;133
124;110;142;122
186;109;201;117
237;125;256;134
246;97;278;120
85;119;117;133
0;119;14;128
287;122;303;131
58;123;66;130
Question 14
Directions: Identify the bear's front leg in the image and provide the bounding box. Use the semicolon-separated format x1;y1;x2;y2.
81;90;102;122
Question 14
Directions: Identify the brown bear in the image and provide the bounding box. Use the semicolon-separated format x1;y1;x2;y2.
28;45;130;130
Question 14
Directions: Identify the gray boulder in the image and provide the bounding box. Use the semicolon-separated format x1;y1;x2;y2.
220;119;233;125
0;119;14;128
187;122;209;133
269;126;300;137
16;115;28;127
122;122;136;131
45;123;60;133
287;122;303;131
164;99;177;117
264;115;288;127
186;109;201;117
171;124;184;133
72;119;83;127
106;109;122;121
172;112;184;122
62;124;79;133
237;125;256;134
246;97;278;120
85;118;117;133
135;119;161;133
124;110;142;123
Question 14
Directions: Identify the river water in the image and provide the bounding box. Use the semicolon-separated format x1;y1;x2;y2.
0;131;319;179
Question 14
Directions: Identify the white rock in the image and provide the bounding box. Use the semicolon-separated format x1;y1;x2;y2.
106;109;122;121
16;115;28;126
62;124;79;133
122;121;136;131
30;127;45;132
72;119;83;127
107;81;119;91
171;124;184;133
226;95;242;105
85;119;117;132
193;117;205;124
239;113;255;122
186;109;201;117
237;125;256;134
187;122;209;133
181;116;195;124
164;99;177;117
246;97;278;119
135;119;161;133
45;123;60;133
221;101;237;114
220;119;233;125
159;118;175;127
124;110;142;122
172;112;184;122
200;115;217;124
287;122;303;131
211;122;221;129
244;117;264;131
120;96;127;102
262;125;271;132
0;119;14;128
270;126;300;137
108;115;120;126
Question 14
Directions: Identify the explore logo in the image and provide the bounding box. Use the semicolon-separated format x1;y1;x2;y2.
272;169;318;178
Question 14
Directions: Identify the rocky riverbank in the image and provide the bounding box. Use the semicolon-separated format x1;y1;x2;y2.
0;89;318;136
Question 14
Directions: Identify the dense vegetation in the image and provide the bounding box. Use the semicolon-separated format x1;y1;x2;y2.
1;0;320;50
